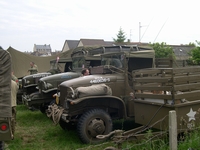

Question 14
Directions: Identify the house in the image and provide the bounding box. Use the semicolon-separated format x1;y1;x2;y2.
77;39;108;47
33;44;52;56
62;40;79;52
170;45;195;60
62;39;115;52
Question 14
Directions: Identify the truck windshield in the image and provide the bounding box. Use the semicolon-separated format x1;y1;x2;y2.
102;54;124;68
72;57;85;69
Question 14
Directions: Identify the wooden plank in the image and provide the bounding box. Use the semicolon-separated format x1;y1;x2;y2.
132;69;162;76
132;68;173;76
172;67;200;74
174;75;200;84
134;85;172;91
133;77;170;83
174;83;200;91
133;67;200;77
174;90;200;100
135;93;172;100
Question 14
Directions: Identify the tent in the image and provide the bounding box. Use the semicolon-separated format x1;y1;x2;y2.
7;47;73;78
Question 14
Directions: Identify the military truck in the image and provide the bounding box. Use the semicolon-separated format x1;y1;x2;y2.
23;46;102;113
47;45;155;144
20;57;72;105
0;48;13;149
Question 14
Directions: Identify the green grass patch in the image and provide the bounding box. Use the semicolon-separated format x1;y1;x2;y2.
5;105;200;150
6;105;88;150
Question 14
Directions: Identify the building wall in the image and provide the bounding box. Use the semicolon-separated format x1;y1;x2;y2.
62;43;70;52
33;44;52;55
77;41;83;47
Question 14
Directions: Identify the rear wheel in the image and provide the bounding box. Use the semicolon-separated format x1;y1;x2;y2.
77;109;113;144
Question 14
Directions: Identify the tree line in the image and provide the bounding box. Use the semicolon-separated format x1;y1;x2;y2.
113;27;200;65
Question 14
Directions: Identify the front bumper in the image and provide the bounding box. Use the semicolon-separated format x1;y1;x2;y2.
22;93;55;109
22;94;32;108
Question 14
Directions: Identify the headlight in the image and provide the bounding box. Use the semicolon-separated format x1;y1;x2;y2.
46;83;53;89
22;78;31;87
39;81;47;90
40;81;54;90
26;80;30;84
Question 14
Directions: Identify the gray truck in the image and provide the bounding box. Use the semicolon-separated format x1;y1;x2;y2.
0;47;13;150
22;46;102;113
47;45;155;144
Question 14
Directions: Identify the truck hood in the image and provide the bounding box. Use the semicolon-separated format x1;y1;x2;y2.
39;72;81;82
60;74;120;88
23;72;51;80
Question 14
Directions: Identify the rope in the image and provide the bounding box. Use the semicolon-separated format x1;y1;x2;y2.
46;104;64;125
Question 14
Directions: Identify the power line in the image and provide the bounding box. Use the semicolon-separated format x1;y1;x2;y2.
153;18;168;43
140;18;153;41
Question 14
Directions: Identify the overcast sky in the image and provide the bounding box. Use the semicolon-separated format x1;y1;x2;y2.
0;0;199;52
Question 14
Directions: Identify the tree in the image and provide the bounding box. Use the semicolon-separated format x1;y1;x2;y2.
113;27;126;43
188;40;200;65
188;42;196;47
150;42;175;59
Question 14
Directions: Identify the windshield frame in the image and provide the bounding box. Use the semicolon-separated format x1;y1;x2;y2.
101;52;126;69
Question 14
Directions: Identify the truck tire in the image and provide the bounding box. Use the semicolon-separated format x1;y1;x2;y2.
59;119;76;130
77;109;112;144
0;141;4;150
40;103;49;114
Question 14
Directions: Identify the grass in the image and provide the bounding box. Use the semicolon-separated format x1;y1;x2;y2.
5;105;200;150
6;105;87;150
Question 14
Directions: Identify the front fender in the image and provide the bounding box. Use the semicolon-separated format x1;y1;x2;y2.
24;84;37;88
42;88;57;93
68;95;128;119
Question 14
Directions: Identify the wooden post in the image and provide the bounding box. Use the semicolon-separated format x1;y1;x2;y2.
169;110;177;150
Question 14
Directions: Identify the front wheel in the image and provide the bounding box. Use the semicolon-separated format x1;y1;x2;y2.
77;109;113;144
40;103;49;114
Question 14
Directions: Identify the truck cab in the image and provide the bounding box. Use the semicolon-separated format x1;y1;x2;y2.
0;47;13;149
23;46;102;113
47;45;155;144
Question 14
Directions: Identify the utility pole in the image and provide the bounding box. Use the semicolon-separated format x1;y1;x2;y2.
139;22;149;43
130;29;132;42
139;22;141;42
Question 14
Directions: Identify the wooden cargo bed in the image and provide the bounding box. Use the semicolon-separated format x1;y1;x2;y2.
132;66;200;104
132;67;200;131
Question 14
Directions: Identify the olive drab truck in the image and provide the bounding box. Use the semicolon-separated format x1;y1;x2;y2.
21;57;72;106
47;45;155;144
23;46;102;113
18;57;65;104
0;48;13;150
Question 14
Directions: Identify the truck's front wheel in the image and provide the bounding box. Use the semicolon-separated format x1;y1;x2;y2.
77;109;112;144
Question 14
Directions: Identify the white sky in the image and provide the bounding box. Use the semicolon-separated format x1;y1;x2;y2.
0;0;199;52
